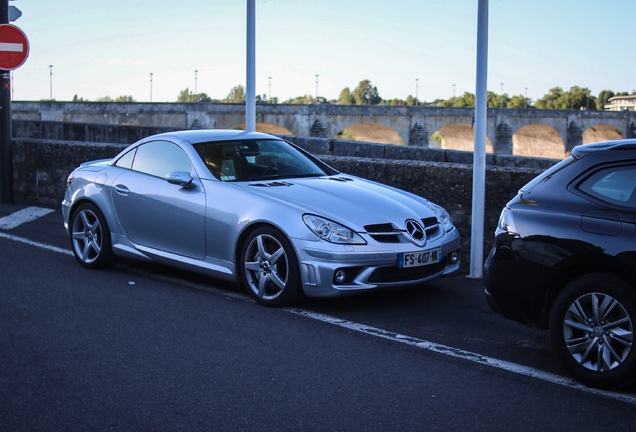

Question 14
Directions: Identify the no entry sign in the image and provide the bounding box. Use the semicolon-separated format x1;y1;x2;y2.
0;24;29;70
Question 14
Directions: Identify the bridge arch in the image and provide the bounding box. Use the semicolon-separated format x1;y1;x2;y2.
512;124;565;158
335;123;404;145
236;122;293;135
432;124;493;153
582;124;623;144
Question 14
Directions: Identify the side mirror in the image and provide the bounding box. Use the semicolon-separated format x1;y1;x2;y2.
166;171;195;188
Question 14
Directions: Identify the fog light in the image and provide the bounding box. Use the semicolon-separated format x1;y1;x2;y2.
334;269;347;284
450;250;460;264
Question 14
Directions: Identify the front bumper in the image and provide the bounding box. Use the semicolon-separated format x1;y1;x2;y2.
294;229;461;297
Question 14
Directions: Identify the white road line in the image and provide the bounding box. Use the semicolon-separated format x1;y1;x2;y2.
0;232;73;256
287;309;636;406
0;206;55;229
2;228;635;405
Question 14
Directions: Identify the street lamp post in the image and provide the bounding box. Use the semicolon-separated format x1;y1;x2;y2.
48;65;53;100
453;83;456;98
268;76;271;102
415;78;418;106
194;70;198;100
149;73;153;102
524;87;527;109
500;82;503;108
315;74;319;103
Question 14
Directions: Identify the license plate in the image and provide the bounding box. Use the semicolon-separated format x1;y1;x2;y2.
398;248;442;268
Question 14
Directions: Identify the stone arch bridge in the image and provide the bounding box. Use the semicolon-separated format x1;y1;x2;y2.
13;102;636;158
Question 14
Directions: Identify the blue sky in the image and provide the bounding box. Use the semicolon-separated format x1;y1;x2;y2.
8;0;636;103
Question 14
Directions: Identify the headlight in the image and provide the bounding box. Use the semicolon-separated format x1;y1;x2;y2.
428;202;454;232
303;214;366;245
495;207;518;236
65;173;74;191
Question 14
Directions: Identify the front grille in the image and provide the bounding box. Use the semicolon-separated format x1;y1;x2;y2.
368;259;447;283
364;217;441;243
365;223;400;243
422;217;440;238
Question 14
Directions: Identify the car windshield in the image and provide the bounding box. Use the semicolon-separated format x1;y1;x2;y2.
195;139;334;182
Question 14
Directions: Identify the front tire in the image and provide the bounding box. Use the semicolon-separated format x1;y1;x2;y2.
240;226;303;307
549;273;636;389
70;203;117;269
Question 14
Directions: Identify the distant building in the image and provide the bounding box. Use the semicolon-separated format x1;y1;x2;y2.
605;94;636;111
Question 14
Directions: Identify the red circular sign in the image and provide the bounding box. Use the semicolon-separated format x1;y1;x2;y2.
0;24;29;70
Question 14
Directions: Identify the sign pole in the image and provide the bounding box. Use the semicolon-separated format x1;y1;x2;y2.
468;0;488;278
245;0;255;132
0;0;12;203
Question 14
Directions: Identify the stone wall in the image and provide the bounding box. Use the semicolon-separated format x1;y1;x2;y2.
13;120;177;145
11;135;551;271
13;101;636;150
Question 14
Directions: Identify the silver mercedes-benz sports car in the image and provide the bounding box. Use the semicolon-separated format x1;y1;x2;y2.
62;130;461;306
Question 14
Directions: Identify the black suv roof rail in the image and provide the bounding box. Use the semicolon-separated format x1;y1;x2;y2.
572;139;636;159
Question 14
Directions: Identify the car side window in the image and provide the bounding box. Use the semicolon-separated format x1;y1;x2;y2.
131;140;193;178
578;165;636;207
115;148;136;169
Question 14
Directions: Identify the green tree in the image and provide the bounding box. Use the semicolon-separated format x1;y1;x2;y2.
335;129;355;140
535;86;595;110
487;91;510;108
282;95;314;104
72;94;87;102
508;94;533;109
196;93;213;103
178;88;212;103
177;88;193;102
385;98;405;106
596;90;615;111
337;87;355;105
439;91;475;107
405;95;419;106
223;84;246;103
114;95;135;102
351;79;381;105
534;87;563;109
569;86;595;110
95;95;135;102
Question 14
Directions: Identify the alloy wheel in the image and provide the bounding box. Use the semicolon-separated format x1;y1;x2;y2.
562;292;633;372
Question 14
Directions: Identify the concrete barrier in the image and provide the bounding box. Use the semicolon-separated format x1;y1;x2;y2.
11;135;554;272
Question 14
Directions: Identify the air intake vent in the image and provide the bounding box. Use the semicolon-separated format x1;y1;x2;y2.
364;223;401;243
249;181;293;187
422;217;440;238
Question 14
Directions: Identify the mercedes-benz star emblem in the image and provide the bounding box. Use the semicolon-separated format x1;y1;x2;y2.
405;219;425;241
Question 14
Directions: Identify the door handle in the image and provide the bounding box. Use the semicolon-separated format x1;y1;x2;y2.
115;184;130;195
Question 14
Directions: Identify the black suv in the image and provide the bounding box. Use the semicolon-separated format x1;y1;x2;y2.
484;139;636;389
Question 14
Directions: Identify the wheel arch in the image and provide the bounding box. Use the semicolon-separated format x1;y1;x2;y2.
234;221;299;278
67;197;102;228
539;256;636;329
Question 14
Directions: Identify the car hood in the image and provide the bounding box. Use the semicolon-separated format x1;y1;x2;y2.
238;176;437;229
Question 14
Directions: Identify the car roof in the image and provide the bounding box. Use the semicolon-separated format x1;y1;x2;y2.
143;129;281;145
572;138;636;158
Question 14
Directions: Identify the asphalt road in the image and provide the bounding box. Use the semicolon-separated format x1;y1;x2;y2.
1;203;635;431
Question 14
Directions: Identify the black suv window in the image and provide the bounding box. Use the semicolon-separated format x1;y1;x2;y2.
578;165;636;206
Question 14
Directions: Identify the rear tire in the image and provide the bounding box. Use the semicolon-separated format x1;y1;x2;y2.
240;226;303;307
70;203;117;269
549;273;636;389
